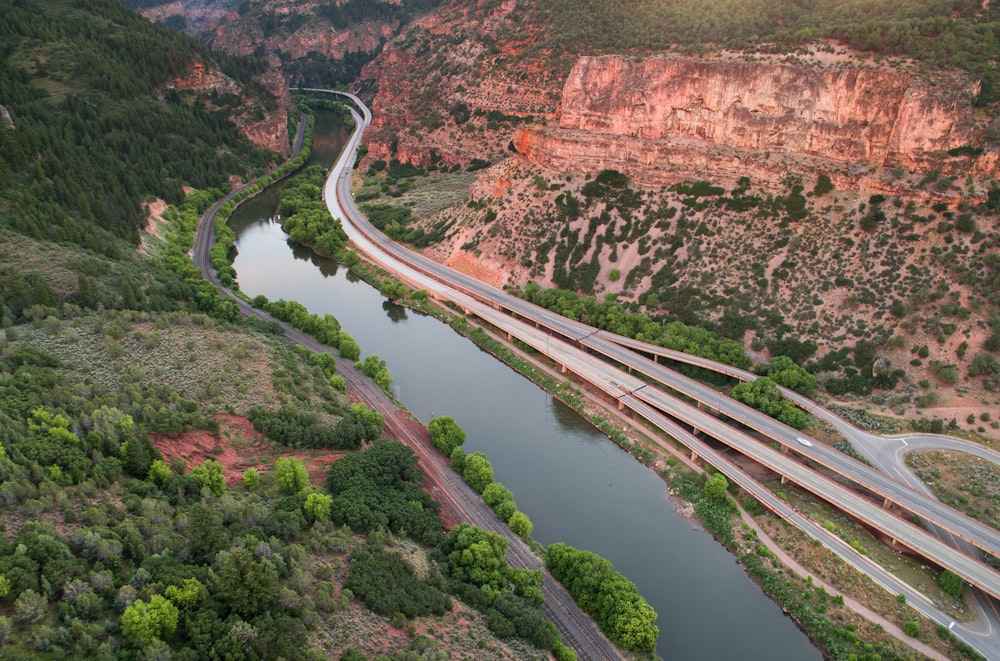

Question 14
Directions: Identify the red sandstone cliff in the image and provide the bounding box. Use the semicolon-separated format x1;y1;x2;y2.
172;61;289;155
359;0;561;168
514;55;994;188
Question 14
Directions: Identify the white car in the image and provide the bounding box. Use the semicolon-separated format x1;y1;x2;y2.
795;437;813;447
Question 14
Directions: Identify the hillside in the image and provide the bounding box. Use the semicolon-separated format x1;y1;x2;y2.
0;0;288;255
349;0;1000;434
133;0;444;88
0;3;564;657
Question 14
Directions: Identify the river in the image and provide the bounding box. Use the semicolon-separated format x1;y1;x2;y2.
228;110;821;661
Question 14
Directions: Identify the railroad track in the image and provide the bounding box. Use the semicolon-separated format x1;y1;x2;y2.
193;105;624;661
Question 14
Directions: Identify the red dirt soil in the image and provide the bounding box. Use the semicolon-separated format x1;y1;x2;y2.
150;414;349;487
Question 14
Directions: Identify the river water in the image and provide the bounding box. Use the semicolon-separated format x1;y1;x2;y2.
229;111;821;661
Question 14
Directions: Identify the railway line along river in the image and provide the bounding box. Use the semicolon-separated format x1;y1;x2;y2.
227;111;821;661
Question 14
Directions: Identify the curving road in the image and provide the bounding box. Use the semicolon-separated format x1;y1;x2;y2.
192;102;622;661
310;89;1000;658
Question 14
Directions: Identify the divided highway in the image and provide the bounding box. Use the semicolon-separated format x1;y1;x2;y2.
319;91;1000;602
193;102;622;660
303;89;1000;657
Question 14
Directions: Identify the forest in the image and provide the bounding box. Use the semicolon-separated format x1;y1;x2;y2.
0;0;273;252
522;0;1000;102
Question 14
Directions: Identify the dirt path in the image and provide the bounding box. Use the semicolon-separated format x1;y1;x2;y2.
741;514;950;661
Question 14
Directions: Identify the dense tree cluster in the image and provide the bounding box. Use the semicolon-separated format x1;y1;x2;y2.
545;542;659;653
436;524;554;649
0;366;332;658
730;376;809;429
257;296;364;360
766;355;818;397
248;403;381;450
326;439;445;546
522;282;751;384
0;0;273;253
344;547;451;619
278;166;348;257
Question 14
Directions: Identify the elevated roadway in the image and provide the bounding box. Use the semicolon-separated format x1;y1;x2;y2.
315;90;1000;658
193;101;621;660
311;89;1000;655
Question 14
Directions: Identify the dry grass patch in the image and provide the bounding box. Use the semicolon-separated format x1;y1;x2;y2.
908;450;1000;532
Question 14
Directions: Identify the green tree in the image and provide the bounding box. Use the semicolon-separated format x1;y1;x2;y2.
121;595;179;646
937;570;966;598
13;589;46;624
147;459;172;485
704;473;729;501
441;524;509;598
339;334;361;361
482;482;514;510
462;452;494;493
361;354;392;392
508;511;533;539
214;547;279;619
428;415;466;456
304;491;333;522
190;459;225;497
273;457;310;494
242;467;260;490
450;446;466;472
349;402;385;441
767;355;817;396
164;578;207;609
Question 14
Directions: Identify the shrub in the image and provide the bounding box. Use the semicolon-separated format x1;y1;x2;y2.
937;570;966;598
509;511;533;540
902;620;920;637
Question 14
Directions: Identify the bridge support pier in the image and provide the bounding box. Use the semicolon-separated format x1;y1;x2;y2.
690;450;699;462
780;445;789;455
560;363;567;374
506;331;512;340
780;475;788;485
618;399;625;411
883;496;892;508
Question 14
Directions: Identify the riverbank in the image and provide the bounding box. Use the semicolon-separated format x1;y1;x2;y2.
304;238;979;660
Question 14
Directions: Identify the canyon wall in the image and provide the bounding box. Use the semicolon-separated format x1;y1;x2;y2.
515;55;994;188
172;62;289;155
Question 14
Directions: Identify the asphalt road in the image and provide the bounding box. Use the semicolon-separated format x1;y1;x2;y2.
192;99;622;661
311;90;1000;658
318;94;1000;596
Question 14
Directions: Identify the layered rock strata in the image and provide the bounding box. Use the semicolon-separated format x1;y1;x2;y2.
515;55;994;187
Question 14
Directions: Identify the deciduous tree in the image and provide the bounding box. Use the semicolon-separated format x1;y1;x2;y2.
428;416;466;456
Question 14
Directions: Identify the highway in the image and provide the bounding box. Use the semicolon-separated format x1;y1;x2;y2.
191;102;622;660
310;89;1000;658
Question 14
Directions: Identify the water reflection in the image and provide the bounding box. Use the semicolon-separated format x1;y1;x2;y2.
289;242;341;278
226;111;823;661
383;300;408;323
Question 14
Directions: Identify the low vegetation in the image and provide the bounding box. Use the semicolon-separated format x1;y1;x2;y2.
908;450;1000;532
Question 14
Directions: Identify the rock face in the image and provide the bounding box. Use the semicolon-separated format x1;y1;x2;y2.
359;0;562;168
139;0;235;35
208;12;396;61
172;61;289;154
515;55;993;187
